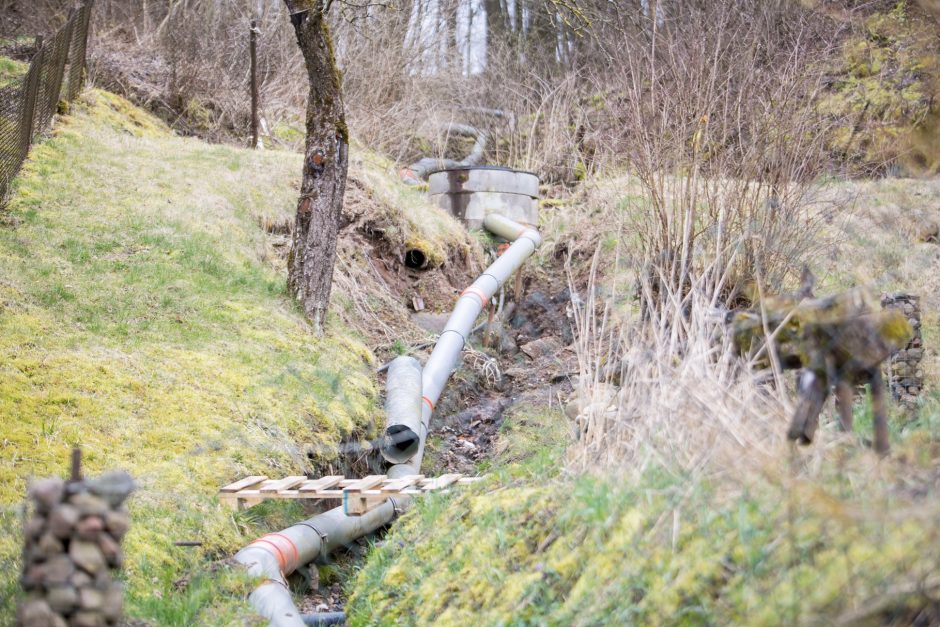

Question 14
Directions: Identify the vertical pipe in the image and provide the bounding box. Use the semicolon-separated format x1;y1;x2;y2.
382;356;424;464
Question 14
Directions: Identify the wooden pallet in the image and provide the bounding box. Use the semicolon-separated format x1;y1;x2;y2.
219;473;482;515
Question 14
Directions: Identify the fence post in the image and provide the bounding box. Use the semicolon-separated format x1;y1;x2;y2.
250;19;260;149
19;36;44;160
71;1;95;99
50;8;78;111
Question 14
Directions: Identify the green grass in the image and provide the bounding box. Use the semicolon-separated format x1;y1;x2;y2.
0;90;380;624
0;56;27;88
348;400;940;626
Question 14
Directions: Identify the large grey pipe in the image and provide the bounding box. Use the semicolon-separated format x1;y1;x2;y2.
236;214;540;626
382;356;424;463
234;462;417;627
406;213;541;467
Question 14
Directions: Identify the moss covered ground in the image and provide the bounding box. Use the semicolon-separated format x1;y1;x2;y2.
348;396;940;626
0;90;381;624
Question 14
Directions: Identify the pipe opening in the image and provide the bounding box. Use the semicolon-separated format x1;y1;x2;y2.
404;248;429;270
383;424;420;463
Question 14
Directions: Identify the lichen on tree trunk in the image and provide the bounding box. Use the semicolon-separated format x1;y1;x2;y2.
284;0;348;333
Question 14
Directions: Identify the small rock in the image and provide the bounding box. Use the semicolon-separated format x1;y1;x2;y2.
49;504;80;539
104;510;129;540
79;587;103;611
70;570;93;588
17;599;55;626
101;584;123;621
76;516;104;541
68;492;108;517
21;563;46;590
98;533;122;568
86;471;135;508
24;515;46;540
521;337;563;360
94;569;113;588
412;312;450;334
37;532;64;558
70;541;105;575
43;555;76;586
30;478;65;513
47;585;79;614
70;610;105;627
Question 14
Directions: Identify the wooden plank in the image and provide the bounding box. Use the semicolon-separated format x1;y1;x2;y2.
299;475;345;493
344;475;387;492
344;492;391;516
380;475;425;493
261;476;308;493
220;475;268;493
220;473;482;514
424;473;463;491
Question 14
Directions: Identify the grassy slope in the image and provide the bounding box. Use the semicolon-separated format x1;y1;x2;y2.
348;176;940;625
350;404;940;626
0;90;380;625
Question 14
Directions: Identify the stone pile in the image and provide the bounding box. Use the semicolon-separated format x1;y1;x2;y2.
18;468;135;627
881;293;924;410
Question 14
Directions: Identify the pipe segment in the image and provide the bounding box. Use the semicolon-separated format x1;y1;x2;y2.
237;214;541;626
235;463;417;627
381;356;424;463
407;213;542;468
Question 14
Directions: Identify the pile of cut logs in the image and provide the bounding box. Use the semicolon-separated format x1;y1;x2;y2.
18;457;134;627
881;293;925;410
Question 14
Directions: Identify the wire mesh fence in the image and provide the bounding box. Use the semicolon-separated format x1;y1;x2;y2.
0;1;94;203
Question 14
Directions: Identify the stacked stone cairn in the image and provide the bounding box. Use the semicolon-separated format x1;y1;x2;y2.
881;293;924;410
18;452;135;627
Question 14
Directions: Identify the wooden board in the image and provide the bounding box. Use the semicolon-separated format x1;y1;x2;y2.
219;472;483;515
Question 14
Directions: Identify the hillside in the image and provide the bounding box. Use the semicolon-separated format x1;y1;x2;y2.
2;83;939;625
0;90;478;625
347;177;940;624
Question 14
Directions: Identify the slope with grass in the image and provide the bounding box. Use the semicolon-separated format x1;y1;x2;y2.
0;90;387;624
347;174;940;625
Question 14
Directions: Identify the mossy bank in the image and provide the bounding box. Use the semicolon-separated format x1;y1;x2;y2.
0;90;379;624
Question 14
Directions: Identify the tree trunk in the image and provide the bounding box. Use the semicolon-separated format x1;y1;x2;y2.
283;0;348;333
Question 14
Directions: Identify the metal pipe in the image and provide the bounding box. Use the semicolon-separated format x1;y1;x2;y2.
235;462;417;627
301;613;346;626
381;356;424;463
404;122;488;181
406;213;541;467
236;214;540;626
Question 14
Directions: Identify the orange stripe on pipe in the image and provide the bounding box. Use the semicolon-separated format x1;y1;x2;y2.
460;287;489;307
422;396;435;411
268;533;300;572
250;538;287;572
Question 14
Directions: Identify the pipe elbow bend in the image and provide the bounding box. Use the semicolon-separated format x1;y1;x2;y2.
522;228;542;248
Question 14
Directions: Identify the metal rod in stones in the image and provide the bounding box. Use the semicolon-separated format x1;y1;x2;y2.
70;447;82;484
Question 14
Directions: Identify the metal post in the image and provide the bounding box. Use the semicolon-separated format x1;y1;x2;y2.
19;36;43;158
50;9;78;112
70;447;82;483
250;19;260;149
